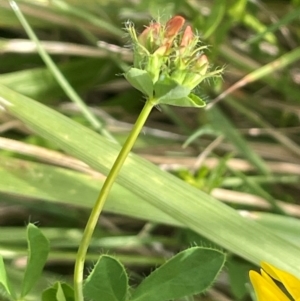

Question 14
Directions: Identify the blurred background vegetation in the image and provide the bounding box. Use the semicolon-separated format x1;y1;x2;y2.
0;0;300;300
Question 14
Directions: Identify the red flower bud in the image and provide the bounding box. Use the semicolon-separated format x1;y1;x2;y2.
154;43;170;56
165;16;185;38
126;15;223;94
138;22;161;50
195;54;209;75
180;26;193;48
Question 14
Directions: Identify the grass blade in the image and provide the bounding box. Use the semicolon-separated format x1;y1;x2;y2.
0;84;300;278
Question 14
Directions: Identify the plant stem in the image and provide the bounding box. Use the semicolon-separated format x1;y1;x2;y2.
73;98;156;301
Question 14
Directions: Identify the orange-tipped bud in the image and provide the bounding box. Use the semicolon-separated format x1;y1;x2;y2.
125;15;223;97
154;43;170;56
165;15;185;38
195;54;209;75
180;26;193;48
138;22;161;50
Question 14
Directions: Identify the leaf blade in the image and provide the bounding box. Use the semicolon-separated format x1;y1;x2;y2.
21;223;50;298
83;255;128;301
0;255;14;299
1;84;300;279
130;247;225;301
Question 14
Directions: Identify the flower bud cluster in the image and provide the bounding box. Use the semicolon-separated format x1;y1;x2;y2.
126;16;222;90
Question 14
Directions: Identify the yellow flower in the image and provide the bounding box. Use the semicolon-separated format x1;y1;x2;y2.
249;262;300;301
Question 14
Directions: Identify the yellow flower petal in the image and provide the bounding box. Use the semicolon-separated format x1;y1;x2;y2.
261;262;300;300
249;270;291;301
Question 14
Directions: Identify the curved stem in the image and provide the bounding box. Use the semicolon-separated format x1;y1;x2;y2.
74;98;155;301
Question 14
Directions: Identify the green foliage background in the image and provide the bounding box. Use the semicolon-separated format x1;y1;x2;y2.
0;0;300;300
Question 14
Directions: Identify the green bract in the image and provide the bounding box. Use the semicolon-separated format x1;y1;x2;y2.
125;16;223;107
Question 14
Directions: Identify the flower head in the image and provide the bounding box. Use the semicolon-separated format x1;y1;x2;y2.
125;16;223;107
249;262;300;301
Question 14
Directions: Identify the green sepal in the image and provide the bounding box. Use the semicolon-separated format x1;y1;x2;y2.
124;68;153;98
188;93;206;107
154;75;190;105
154;75;206;107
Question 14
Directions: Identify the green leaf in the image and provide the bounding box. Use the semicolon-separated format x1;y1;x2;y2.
42;284;57;300
130;247;225;301
154;78;205;107
56;283;74;301
42;282;74;301
0;156;180;227
160;95;203;107
0;256;14;299
125;68;153;98
227;259;253;300
21;223;50;298
154;76;190;105
1;84;300;279
188;93;206;107
83;255;128;301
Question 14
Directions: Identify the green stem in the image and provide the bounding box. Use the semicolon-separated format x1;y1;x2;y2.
73;98;156;301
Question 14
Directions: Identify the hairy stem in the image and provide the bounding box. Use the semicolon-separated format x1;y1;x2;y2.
74;98;156;301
